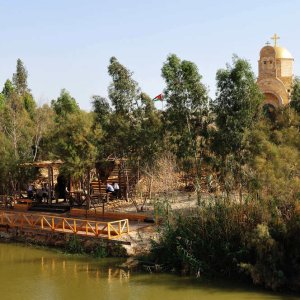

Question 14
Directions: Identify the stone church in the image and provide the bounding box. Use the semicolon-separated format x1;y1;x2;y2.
257;34;294;108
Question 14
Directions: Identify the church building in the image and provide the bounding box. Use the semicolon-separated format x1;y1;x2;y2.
257;34;294;108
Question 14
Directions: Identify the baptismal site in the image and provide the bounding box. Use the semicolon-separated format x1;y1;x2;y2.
1;33;300;297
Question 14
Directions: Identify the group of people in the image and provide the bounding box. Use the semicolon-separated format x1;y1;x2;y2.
106;182;120;198
27;183;50;202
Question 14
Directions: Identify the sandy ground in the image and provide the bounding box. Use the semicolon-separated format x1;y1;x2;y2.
104;191;199;215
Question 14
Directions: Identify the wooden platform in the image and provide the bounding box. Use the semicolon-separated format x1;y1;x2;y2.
70;208;148;222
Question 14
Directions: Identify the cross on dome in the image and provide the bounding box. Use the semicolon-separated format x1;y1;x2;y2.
271;33;280;47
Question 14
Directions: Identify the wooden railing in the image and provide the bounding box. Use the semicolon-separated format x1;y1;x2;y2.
0;211;129;239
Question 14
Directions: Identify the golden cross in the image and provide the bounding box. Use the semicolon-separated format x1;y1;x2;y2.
271;33;280;47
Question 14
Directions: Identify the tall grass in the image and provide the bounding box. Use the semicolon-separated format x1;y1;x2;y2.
150;197;300;291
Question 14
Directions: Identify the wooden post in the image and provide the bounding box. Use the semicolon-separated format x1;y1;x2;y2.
125;165;129;202
70;177;73;193
86;169;91;211
48;165;52;205
97;168;101;206
118;164;121;199
51;166;54;201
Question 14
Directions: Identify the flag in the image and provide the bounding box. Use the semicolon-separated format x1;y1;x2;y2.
153;93;163;101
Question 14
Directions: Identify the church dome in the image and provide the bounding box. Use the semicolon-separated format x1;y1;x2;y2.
274;46;293;59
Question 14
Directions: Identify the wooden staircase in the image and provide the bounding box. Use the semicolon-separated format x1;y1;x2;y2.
90;160;137;205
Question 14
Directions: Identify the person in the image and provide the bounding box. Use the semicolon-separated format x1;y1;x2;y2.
89;183;94;195
36;186;43;203
113;182;120;198
27;185;34;199
42;183;49;202
106;183;114;193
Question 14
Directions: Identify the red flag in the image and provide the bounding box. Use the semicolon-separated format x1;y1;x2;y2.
153;93;163;101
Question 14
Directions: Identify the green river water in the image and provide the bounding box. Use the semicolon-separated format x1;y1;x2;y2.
0;243;298;300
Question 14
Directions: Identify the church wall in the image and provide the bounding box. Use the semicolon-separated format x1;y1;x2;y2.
280;59;293;77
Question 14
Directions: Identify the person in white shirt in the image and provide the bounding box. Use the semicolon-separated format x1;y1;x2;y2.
106;183;114;193
112;182;120;198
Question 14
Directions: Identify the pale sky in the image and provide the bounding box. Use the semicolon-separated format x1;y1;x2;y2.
0;0;299;110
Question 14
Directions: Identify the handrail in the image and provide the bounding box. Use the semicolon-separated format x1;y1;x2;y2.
0;211;129;239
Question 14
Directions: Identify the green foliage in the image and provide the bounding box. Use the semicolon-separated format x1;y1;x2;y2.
108;56;140;114
23;92;36;117
51;89;80;117
209;56;264;198
2;79;14;98
103;58;164;164
0;93;4;110
13;59;29;95
290;77;300;114
162;54;209;160
150;198;300;291
247;108;300;202
92;242;108;258
212;56;263;157
49;110;97;180
65;236;84;254
92;95;111;126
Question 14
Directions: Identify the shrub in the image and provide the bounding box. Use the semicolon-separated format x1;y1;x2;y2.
150;197;300;291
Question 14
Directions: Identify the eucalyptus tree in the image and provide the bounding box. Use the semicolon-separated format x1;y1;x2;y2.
108;56;140;114
161;54;210;202
106;57;141;159
212;56;263;199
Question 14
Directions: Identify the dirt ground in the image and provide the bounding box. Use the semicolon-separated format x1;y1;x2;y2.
103;191;199;215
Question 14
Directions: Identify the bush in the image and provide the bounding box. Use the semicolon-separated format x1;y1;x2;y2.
65;235;84;254
149;197;300;291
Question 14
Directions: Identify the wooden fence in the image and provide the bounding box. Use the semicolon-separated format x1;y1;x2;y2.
0;211;129;239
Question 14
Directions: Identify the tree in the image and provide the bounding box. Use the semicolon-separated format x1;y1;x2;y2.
91;95;111;159
13;59;29;95
51;89;79;117
0;89;35;193
290;77;300;114
161;54;209;203
0;92;34;159
0;80;15;110
212;56;263;199
136;92;163;165
92;95;111;126
104;57;143;159
2;79;14;98
11;60;36;117
49;111;96;181
32;104;55;161
108;56;140;114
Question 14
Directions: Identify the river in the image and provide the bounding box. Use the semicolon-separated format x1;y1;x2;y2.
0;243;298;300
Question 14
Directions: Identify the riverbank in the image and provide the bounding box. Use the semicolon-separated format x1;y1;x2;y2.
0;227;127;258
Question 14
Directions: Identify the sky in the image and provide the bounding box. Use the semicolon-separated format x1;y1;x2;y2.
0;0;300;110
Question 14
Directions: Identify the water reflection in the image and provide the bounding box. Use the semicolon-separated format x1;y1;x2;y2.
38;255;130;283
0;243;298;300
